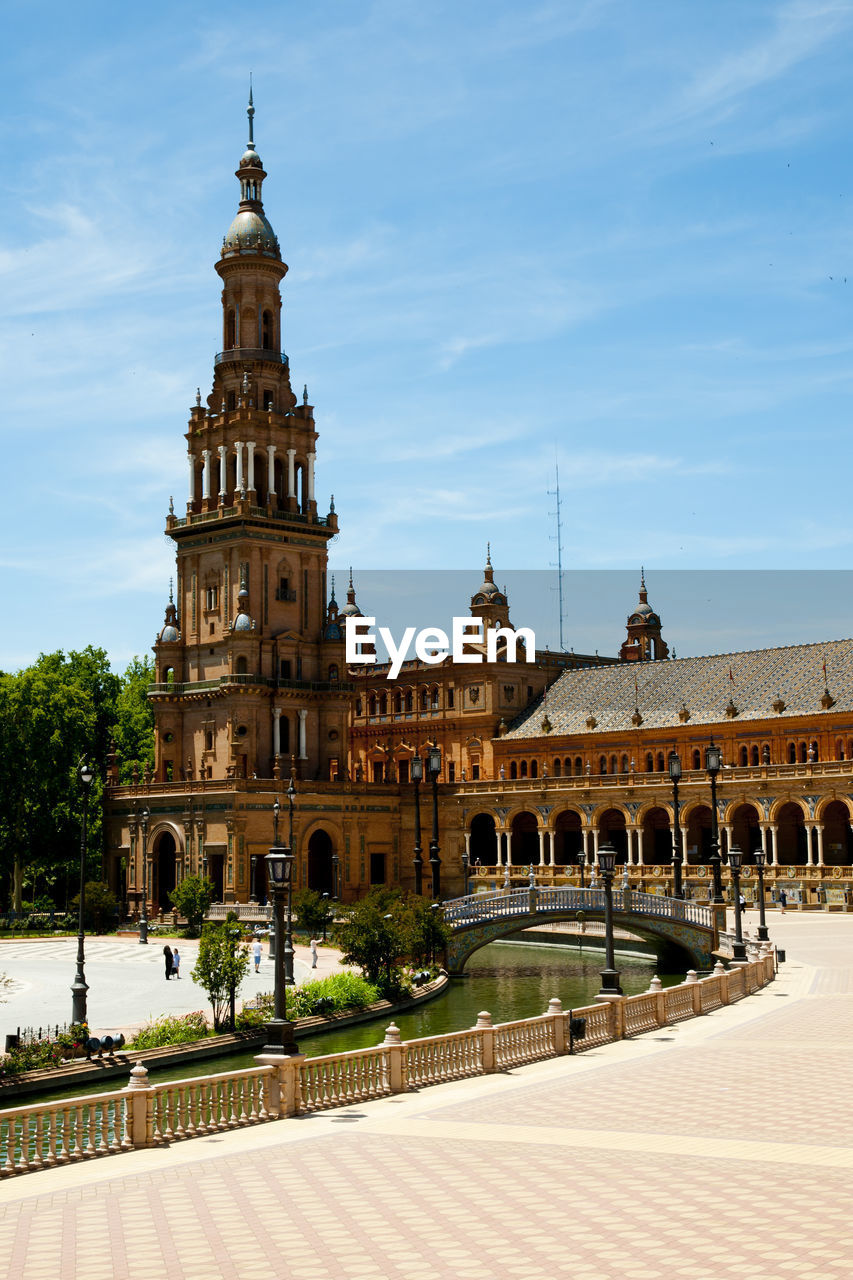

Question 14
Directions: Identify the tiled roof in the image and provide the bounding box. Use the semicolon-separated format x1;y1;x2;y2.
504;637;853;739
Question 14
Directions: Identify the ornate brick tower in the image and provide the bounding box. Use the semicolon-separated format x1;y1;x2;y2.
152;91;347;791
619;570;669;662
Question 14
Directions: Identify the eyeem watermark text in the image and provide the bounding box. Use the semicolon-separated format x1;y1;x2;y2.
345;617;536;679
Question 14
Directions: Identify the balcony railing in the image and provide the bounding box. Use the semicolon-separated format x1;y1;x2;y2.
213;348;288;366
148;675;353;697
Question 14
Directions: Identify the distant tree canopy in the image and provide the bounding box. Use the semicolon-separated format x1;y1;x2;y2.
0;649;155;910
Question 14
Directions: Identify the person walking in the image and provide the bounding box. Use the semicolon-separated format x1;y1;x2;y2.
310;938;319;969
163;944;173;980
172;947;181;979
253;937;262;973
779;888;787;915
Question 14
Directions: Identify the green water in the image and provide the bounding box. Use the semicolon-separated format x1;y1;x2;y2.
28;939;675;1103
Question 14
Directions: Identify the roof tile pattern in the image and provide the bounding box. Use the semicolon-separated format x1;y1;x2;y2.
504;637;853;738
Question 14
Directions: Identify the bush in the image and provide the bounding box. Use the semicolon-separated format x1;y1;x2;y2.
0;1041;63;1077
129;1011;210;1049
242;972;379;1024
169;876;215;936
70;881;119;933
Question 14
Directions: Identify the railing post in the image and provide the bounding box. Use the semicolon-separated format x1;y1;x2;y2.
547;998;566;1054
714;959;730;1004
256;1052;306;1116
125;1062;156;1149
648;975;666;1026
383;1023;406;1093
685;968;702;1014
477;1011;496;1072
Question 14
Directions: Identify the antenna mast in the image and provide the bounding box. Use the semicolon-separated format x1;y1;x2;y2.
548;458;566;651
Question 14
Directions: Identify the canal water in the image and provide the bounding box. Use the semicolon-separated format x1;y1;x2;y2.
29;939;676;1102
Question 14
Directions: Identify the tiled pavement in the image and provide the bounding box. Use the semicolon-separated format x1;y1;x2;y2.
0;915;851;1280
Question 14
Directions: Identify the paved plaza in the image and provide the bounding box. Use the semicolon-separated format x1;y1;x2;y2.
0;914;851;1279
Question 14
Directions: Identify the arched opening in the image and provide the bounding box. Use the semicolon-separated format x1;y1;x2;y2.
235;655;248;675
599;755;607;775
510;811;538;864
641;806;671;864
685;805;712;864
273;457;285;506
645;753;654;773
553;810;583;865
307;829;335;894
530;760;538;779
821;801;852;865
692;750;701;770
597;808;627;863
574;757;583;776
519;761;528;779
153;831;178;912
470;813;498;866
510;761;517;780
261;309;273;350
225;309;236;349
739;746;748;767
787;742;796;764
656;752;665;772
552;758;562;777
731;803;761;860
776;802;808;865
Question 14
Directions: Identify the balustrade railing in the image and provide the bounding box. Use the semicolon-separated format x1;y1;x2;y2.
443;887;712;931
0;953;776;1179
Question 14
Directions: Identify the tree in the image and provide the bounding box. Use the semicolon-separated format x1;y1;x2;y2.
294;887;334;939
335;888;407;990
70;881;119;933
169;875;215;937
191;921;250;1031
405;897;451;967
111;656;155;783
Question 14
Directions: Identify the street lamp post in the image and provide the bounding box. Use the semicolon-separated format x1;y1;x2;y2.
71;760;95;1025
411;753;424;895
461;849;469;897
754;850;769;941
139;806;150;944
577;850;586;889
705;741;724;903
668;750;684;900
285;775;296;986
269;800;280;962
428;743;442;899
596;843;623;997
332;851;340;901
250;855;258;903
727;844;748;961
262;846;298;1055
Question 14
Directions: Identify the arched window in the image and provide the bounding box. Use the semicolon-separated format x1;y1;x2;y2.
510;761;518;779
379;692;388;715
620;754;629;773
574;757;583;775
261;309;273;350
646;753;654;772
328;664;339;682
520;761;528;778
420;687;429;711
392;690;402;713
799;741;807;763
235;656;248;675
788;741;796;763
553;758;562;777
530;760;538;779
369;693;377;717
599;756;607;775
225;309;236;349
811;740;819;761
163;667;174;684
739;746;748;767
431;685;439;709
405;690;413;712
610;755;618;775
656;752;665;772
750;745;759;766
355;697;362;717
692;749;701;770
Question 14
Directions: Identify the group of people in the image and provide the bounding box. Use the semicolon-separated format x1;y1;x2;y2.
162;945;181;979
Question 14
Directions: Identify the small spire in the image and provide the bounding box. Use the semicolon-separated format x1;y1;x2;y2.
486;541;491;565
169;495;174;515
303;384;309;405
195;387;201;407
330;573;336;600
348;566;354;589
247;75;255;147
169;577;174;604
329;493;335;512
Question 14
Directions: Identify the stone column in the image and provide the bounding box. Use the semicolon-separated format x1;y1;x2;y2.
201;450;211;501
804;822;815;866
307;451;316;502
769;824;779;865
759;825;770;863
234;442;244;493
297;708;308;759
267;445;276;499
592;828;600;862
187;453;195;504
537;829;545;866
722;825;733;858
816;822;826;866
246;441;256;493
272;706;282;757
218;445;227;498
287;449;296;499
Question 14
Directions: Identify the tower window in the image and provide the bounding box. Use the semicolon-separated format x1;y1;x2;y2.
447;688;455;709
262;310;273;350
280;660;291;679
264;391;274;410
227;391;236;411
206;586;218;610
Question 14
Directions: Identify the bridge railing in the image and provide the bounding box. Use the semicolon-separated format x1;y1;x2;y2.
0;952;776;1179
443;886;712;930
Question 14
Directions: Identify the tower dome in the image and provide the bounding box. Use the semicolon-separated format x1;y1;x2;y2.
220;85;281;261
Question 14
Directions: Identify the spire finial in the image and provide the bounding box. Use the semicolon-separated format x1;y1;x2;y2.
640;565;645;588
169;576;174;604
303;384;309;405
487;541;491;565
247;75;255;147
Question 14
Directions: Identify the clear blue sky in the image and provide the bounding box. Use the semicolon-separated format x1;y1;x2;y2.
3;1;853;671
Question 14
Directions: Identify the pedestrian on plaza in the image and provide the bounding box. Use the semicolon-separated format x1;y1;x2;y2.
310;938;319;968
172;947;181;979
253;937;262;973
739;893;747;913
779;888;787;915
163;944;173;980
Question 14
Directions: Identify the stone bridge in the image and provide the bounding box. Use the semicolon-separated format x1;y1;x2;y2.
442;885;721;973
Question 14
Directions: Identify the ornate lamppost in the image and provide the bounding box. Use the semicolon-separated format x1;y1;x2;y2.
411;752;424;895
285;774;296;985
139;806;150;944
71;760;95;1024
596;843;623;997
577;849;586;890
754;849;769;941
668;750;684;899
461;849;469;897
705;740;724;903
332;850;340;900
727;844;748;961
428;743;442;899
262;845;298;1055
250;854;258;904
269;800;280;962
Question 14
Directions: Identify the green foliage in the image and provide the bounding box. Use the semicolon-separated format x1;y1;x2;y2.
334;888;408;991
169;875;215;937
0;1041;63;1077
111;656;155;784
55;1023;89;1055
404;896;451;967
191;922;250;1032
238;972;380;1029
129;1011;210;1048
293;887;334;938
70;881;119;933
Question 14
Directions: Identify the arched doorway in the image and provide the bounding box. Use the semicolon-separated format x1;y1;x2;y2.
553;810;583;865
775;802;808;865
641;807;671;864
821;801;852;865
510;811;538;864
685;805;712;864
597;808;627;863
731;804;761;861
153;831;178;912
469;814;498;866
307;830;335;894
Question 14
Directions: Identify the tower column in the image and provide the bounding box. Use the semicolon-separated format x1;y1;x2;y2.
266;445;276;501
187;453;196;505
272;706;282;756
297;708;308;760
246;441;256;493
202;450;211;501
286;449;296;499
234;442;244;493
307;451;316;503
218;445;227;498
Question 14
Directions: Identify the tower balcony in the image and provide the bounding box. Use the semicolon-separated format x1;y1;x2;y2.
214;347;288;366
